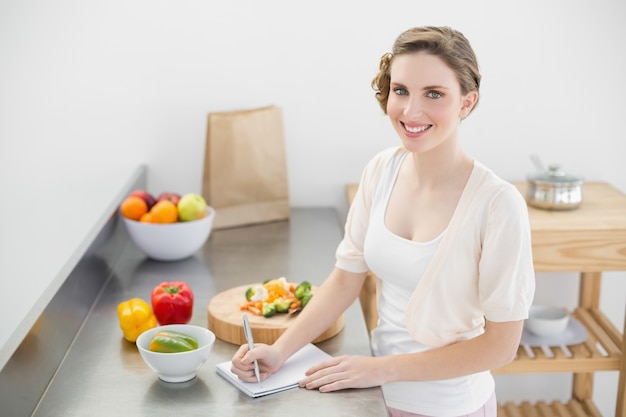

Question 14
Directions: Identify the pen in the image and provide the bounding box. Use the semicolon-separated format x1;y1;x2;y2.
242;313;261;383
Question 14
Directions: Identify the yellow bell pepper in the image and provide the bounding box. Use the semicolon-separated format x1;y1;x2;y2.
117;298;157;342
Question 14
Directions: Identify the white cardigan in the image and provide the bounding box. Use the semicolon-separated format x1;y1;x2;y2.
336;146;536;348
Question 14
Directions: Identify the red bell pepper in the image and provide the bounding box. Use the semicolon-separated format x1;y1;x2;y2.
151;281;194;325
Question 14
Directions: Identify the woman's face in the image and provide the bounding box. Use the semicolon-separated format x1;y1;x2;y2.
386;51;476;154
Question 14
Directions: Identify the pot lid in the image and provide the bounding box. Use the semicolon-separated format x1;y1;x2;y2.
528;164;583;185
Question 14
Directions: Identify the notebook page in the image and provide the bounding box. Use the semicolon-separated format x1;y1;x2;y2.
216;343;331;397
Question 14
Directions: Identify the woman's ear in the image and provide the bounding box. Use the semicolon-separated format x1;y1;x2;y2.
460;91;478;119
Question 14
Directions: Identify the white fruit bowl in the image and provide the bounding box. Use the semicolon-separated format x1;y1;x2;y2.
122;207;215;261
136;324;216;383
525;305;570;336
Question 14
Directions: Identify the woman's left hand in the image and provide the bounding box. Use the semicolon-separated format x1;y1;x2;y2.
299;355;383;392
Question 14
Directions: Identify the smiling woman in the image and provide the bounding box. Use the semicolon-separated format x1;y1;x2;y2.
228;26;535;417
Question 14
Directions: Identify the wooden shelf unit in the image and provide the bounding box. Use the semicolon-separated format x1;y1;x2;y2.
346;181;626;417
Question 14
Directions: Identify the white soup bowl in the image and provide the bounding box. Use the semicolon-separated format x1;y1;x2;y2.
136;324;216;383
525;305;570;336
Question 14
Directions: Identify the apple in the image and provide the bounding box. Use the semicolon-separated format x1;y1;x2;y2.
129;190;156;210
177;193;207;222
156;192;181;206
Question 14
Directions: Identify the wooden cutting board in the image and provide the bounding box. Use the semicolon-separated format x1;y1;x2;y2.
207;284;344;345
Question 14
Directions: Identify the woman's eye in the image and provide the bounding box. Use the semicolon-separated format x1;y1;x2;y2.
393;87;408;96
427;91;442;99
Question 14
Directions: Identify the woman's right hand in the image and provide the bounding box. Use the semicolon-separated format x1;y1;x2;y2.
230;343;286;382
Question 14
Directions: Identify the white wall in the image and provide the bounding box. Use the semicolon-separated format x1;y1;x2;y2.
1;0;625;414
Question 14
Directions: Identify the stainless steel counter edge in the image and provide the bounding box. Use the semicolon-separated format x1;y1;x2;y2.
2;196;386;415
0;166;148;417
0;164;147;371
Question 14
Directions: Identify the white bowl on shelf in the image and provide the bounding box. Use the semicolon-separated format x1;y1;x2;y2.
525;305;570;336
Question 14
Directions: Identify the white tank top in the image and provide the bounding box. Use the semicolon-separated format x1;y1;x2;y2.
364;151;494;417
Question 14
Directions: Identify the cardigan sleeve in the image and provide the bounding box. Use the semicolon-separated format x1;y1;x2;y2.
478;183;536;322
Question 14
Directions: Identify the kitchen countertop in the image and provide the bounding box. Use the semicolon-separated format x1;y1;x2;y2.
30;208;387;417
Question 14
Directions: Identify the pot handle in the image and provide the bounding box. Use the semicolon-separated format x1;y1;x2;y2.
530;154;545;173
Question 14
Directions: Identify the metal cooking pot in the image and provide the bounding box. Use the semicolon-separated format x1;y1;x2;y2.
526;158;583;210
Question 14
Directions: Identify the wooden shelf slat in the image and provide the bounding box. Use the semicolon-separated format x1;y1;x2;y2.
590;307;623;347
577;308;621;356
498;399;603;417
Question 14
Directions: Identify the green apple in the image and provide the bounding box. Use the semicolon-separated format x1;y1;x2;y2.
177;193;207;222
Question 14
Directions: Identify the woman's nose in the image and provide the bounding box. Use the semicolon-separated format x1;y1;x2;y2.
403;98;424;117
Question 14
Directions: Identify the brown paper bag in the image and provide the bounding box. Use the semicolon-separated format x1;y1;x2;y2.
202;105;290;229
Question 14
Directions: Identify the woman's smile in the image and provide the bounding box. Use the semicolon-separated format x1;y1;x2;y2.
402;122;432;137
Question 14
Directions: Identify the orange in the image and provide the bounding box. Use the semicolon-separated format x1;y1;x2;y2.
139;212;153;223
120;196;148;221
150;200;178;223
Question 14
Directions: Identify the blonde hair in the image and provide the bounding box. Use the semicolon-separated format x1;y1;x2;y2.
372;26;481;115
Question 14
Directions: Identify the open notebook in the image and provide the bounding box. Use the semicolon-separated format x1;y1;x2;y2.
216;343;331;398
